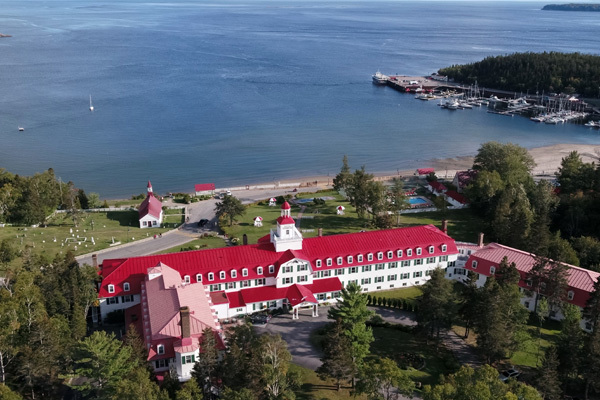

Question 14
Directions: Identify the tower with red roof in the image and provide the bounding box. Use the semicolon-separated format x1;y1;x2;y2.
139;181;164;229
270;201;303;252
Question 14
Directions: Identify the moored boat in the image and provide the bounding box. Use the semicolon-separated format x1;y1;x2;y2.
372;71;388;85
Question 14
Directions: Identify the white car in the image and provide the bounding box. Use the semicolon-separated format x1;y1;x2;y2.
499;368;521;382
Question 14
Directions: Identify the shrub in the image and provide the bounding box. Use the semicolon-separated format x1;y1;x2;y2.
377;297;383;306
367;294;372;305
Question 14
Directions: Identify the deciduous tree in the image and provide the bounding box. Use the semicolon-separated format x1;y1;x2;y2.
215;195;245;227
356;358;414;400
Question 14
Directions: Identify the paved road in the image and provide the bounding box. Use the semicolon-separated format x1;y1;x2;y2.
76;185;325;266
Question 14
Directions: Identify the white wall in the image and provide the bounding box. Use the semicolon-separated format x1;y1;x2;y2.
98;294;140;321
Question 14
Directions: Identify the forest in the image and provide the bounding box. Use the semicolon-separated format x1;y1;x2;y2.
438;52;600;97
542;4;600;11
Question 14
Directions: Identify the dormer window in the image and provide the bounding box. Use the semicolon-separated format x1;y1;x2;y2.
397;250;403;258
416;248;422;255
208;273;214;281
196;274;202;282
540;282;547;292
326;258;332;266
387;251;393;259
367;253;373;262
123;282;130;292
337;257;343;266
347;255;353;264
357;254;363;263
471;261;477;269
316;260;322;268
407;249;412;257
108;284;115;294
489;266;496;275
377;252;383;260
231;270;237;279
568;290;574;300
184;275;190;284
269;265;275;274
428;246;434;254
157;345;165;355
220;271;226;280
441;244;447;252
242;268;248;277
257;266;263;275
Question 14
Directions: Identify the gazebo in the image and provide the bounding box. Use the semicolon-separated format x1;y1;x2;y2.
253;216;263;227
268;197;277;207
336;205;345;215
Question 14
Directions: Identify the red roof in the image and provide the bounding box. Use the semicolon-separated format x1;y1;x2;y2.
281;202;291;210
99;225;457;298
277;216;296;225
237;278;341;306
454;170;477;188
464;243;599;308
139;194;162;219
445;190;468;204
195;183;215;192
417;168;435;175
429;181;447;192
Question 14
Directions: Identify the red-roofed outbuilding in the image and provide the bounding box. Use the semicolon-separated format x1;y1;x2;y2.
194;183;215;196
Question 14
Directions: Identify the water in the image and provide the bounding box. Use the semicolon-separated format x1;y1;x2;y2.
408;197;428;205
1;0;599;198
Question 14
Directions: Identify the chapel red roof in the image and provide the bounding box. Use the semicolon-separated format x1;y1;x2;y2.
99;225;457;298
139;193;162;219
195;183;215;192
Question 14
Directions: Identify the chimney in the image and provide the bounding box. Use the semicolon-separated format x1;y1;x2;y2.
477;232;484;248
441;219;448;234
243;234;248;246
180;306;191;338
92;254;98;268
318;228;323;237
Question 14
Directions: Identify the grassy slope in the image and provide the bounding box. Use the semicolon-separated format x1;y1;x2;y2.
152;236;226;255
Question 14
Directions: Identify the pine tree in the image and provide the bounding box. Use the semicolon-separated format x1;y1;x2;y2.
556;303;583;388
417;267;456;339
535;346;562;400
582;323;600;400
333;155;352;193
317;320;355;390
214;195;245;227
192;328;220;394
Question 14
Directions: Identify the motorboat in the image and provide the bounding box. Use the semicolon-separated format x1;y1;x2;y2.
372;71;387;85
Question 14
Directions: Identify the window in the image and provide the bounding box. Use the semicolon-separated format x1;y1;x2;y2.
123;282;130;291
326;258;332;266
362;265;372;272
182;355;195;365
298;264;308;272
220;271;226;280
286;230;290;235
241;280;251;288
375;263;385;270
184;275;190;284
367;253;373;261
298;275;308;282
231;270;237;278
283;266;292;273
526;279;532;287
442;244;447;252
568;291;574;300
489;266;496;275
209;284;221;292
389;262;398;269
269;265;275;274
448;260;456;267
524;301;530;309
155;359;168;369
107;297;119;305
586;322;593;331
426;257;435;264
157;345;165;355
226;282;236;289
316;260;322;268
400;273;410;280
196;274;202;282
255;278;265;286
407;249;412;256
337;257;343;265
377;252;383;260
397;250;403;258
387;251;393;259
375;276;384;283
387;274;397;281
321;270;332;277
471;261;478;269
257;266;263;275
283;277;293;284
540;282;547;292
428;246;434;254
361;278;371;285
236;307;244;312
270;301;277;308
242;268;248;277
414;258;423;265
347;255;353;264
413;271;422;278
208;272;214;281
335;268;345;276
439;255;448;262
402;260;411;267
416;247;422;255
122;295;134;303
349;267;358;274
357;254;363;263
425;270;433;276
108;284;115;294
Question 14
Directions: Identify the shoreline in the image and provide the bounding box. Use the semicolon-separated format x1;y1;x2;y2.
106;143;600;200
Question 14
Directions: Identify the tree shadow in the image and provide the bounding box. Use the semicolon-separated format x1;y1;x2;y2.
106;211;139;227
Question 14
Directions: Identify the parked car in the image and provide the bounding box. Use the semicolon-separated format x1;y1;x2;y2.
499;368;521;382
251;314;271;325
198;219;209;227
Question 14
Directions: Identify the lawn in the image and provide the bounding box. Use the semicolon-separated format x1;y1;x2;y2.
153;236;226;255
292;364;366;400
0;210;169;264
375;286;423;302
399;209;486;243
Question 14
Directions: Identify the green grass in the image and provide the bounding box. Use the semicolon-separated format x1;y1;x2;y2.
153;236;226;255
292;364;366;400
375;287;423;302
0;210;169;264
510;318;561;368
399;209;486;243
370;326;459;385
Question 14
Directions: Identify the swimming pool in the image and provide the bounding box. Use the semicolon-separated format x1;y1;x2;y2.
408;197;428;205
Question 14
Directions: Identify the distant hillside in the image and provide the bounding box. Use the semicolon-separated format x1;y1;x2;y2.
438;52;600;97
542;3;600;11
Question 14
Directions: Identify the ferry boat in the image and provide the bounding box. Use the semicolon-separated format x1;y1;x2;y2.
372;71;388;85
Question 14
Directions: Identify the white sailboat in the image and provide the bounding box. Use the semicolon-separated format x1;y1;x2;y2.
89;95;94;112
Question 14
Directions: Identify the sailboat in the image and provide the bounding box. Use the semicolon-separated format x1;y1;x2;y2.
89;95;94;112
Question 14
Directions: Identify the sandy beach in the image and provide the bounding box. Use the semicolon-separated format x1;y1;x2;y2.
241;143;600;192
